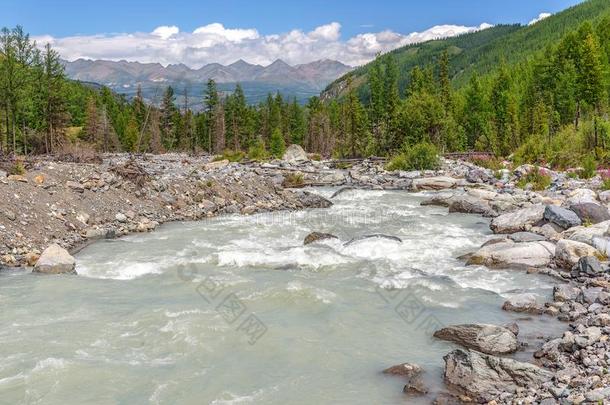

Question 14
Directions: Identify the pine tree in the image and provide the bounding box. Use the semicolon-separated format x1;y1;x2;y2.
269;127;286;158
439;50;453;114
463;73;490;149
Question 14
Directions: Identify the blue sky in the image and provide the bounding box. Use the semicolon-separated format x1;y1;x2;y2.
3;0;582;38
1;0;585;67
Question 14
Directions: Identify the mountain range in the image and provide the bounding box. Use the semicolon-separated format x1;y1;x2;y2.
63;58;352;105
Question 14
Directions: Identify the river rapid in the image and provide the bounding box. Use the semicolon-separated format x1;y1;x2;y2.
0;188;563;404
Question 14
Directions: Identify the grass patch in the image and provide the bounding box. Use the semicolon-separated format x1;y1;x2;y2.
386;142;440;171
282;172;305;188
516;167;552;191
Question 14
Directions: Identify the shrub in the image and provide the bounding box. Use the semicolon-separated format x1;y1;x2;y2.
516;166;552;191
282;172;304;188
385;142;440;171
310;153;322;161
580;154;597;179
10;160;26;175
269;128;286;158
215;149;245;162
247;139;268;161
471;156;504;171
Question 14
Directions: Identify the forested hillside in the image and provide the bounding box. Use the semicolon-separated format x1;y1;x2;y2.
323;0;610;100
2;0;610;170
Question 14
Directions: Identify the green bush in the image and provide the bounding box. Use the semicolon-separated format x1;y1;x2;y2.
214;149;245;162
471;156;504;171
269;128;286;158
385;142;440;171
602;178;610;191
282;172;304;187
247;139;268;161
10;160;26;175
580;154;597;179
516;167;552;191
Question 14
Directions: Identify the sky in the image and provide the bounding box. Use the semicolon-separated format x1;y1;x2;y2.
1;0;584;67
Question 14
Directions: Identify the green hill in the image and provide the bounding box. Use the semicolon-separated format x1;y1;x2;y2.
323;0;610;101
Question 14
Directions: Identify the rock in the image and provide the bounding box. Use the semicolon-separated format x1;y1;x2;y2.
382;362;422;378
33;244;76;275
490;205;545;234
553;284;580;302
502;294;543;314
467;240;555;269
433;324;518;355
570;202;610;224
115;213;128;223
543;205;581;229
503;322;519;336
442;349;552;402
448;196;494;216
8;174;27;182
295;191;332;209
76;212;90;225
412;176;457;191
555;239;603;269
566;188;597;205
537;223;563;240
66;180;84;193
508;232;546;243
599;190;610;204
282;144;309;163
404;375;428;395
565;220;610;245
577;256;605;277
3;209;16;221
420;192;455;207
344;234;402;246
304;232;338;245
466;168;492;184
24;252;40;266
203;159;230;170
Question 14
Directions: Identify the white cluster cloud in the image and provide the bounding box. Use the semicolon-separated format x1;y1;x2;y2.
528;12;551;26
34;22;492;68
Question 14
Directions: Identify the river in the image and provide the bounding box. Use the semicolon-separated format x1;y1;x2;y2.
0;188;563;404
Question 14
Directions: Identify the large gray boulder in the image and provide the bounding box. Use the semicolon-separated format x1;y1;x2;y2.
282;144;309;163
543;205;581;229
448;196;495;216
555;239;603;268
570;202;610;224
433;324;517;355
564;220;610;245
502;293;543;314
467;240;555;269
412;176;457;191
443;349;552;402
33;244;77;275
490;205;545;234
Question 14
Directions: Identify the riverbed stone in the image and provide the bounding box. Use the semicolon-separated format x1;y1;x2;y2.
304;232;338;245
420;192;455;207
490;205;546;234
502;293;543;314
467;240;555;269
544;205;582;229
565;220;610;245
433;324;517;354
508;232;546;243
570;202;610;224
382;362;422;378
576;256;605;277
555;239;603;269
443;349;552;402
553;284;580;302
412;176;457;191
33;244;76;275
448;196;494;216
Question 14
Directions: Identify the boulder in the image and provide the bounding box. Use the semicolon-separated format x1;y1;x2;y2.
576;256;605;277
295;191;332;208
282;144;309;163
203;159;229;170
570;202;610;224
304;232;338;245
490;205;545;234
382;362;422;378
433;324;517;355
565;220;610;245
543;205;581;229
553;284;580;302
467;240;555;269
420;192;455;207
566;188;597;205
443;349;552;402
448;196;494;216
33;244;77;275
508;232;546;243
502;293;543;314
412;176;457;191
555;239;603;269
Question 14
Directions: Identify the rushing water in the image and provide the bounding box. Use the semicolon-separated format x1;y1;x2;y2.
0;189;563;404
